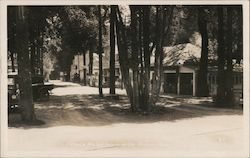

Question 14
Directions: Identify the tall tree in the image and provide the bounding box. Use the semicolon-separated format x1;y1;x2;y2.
130;6;140;111
196;7;209;97
16;6;36;122
224;6;234;104
142;6;150;110
28;7;47;77
98;5;103;97
115;6;134;110
216;6;226;104
109;5;116;95
7;8;17;72
150;6;165;106
138;7;144;108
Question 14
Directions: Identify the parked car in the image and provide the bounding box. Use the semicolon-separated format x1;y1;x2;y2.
8;73;54;113
8;73;20;113
31;75;54;101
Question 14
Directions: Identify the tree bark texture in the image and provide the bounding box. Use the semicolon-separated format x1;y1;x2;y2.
98;5;103;97
225;6;234;105
10;51;16;72
16;6;36;122
83;52;87;85
30;40;36;75
142;6;150;111
89;47;93;75
197;7;209;97
115;6;134;110
109;5;116;95
216;6;226;104
130;6;140;111
138;8;144;108
150;6;164;106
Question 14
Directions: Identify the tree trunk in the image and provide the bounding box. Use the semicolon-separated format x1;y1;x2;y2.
142;6;150;111
8;9;17;72
35;25;44;76
130;6;140;111
10;51;15;72
98;5;103;97
30;40;36;75
89;47;93;75
138;7;144;107
225;6;234;105
216;6;226;104
16;6;36;122
150;6;164;106
83;52;87;85
109;5;116;95
197;7;209;97
39;32;44;76
115;6;134;110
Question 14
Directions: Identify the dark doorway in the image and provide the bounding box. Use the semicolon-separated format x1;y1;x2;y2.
164;73;177;94
180;73;193;95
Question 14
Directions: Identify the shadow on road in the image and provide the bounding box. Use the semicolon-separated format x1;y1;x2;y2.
8;93;243;129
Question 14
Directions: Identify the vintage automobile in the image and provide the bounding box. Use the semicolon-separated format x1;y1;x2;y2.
8;73;54;113
31;75;54;101
8;73;20;113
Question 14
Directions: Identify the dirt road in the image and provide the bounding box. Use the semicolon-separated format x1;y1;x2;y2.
7;81;246;157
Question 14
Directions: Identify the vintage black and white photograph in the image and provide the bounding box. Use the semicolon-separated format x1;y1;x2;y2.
0;1;249;157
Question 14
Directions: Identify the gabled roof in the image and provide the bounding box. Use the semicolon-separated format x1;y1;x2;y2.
151;43;201;67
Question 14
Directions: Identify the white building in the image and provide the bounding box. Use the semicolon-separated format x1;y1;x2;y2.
151;43;243;97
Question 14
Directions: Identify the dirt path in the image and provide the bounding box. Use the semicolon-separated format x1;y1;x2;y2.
7;81;245;157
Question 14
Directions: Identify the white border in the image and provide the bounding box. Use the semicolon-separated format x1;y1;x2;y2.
242;2;250;157
0;1;8;157
0;0;249;157
1;0;249;5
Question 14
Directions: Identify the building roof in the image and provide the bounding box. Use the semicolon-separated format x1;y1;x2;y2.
151;43;201;67
151;43;243;72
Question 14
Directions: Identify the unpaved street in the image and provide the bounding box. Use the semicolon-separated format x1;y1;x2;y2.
8;81;245;157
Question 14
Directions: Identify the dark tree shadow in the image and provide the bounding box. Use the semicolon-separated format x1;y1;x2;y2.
8;93;243;129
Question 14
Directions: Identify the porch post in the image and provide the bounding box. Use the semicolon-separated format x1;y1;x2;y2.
193;71;196;96
160;73;164;94
177;66;180;95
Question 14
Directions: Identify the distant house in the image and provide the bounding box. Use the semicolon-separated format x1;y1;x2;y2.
151;43;243;97
207;65;242;97
69;51;99;85
69;49;122;87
